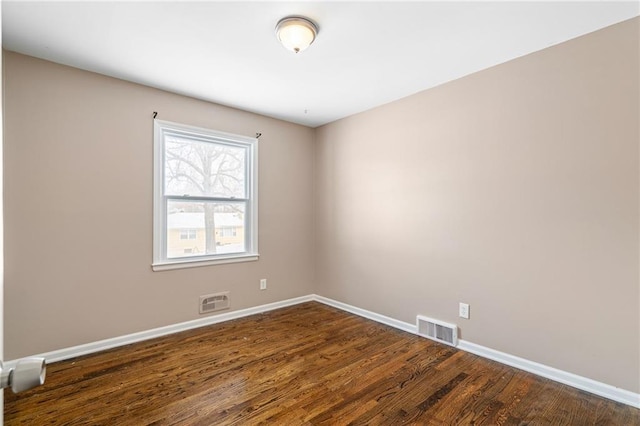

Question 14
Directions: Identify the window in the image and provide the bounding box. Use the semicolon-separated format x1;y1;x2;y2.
180;229;197;240
219;227;237;237
153;120;258;270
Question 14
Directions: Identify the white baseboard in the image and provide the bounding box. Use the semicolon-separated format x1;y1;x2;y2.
313;295;418;334
4;294;314;369
456;340;640;409
312;295;639;409
6;293;639;408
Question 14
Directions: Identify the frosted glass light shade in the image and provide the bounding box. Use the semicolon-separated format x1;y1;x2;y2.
275;16;318;53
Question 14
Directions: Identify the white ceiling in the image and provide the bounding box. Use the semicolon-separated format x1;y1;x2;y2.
3;1;639;128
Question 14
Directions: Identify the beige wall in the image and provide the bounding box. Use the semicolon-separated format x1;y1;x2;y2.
315;18;639;393
4;17;639;395
3;51;315;359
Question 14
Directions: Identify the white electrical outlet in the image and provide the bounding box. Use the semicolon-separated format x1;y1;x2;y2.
459;302;470;319
260;279;267;290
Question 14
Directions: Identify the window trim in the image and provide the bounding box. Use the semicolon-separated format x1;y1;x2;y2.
152;119;259;271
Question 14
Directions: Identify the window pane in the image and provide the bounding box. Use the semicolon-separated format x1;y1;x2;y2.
164;136;246;198
166;200;246;258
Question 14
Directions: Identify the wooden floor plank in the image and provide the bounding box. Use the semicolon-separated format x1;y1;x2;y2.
5;302;639;425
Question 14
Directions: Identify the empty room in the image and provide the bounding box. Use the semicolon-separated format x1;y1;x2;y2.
0;1;639;425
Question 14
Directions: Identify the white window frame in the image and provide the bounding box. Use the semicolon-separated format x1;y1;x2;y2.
152;119;259;271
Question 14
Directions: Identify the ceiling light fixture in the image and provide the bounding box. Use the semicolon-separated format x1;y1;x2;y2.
275;16;318;54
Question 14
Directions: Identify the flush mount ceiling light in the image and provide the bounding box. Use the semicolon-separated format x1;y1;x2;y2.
275;16;318;54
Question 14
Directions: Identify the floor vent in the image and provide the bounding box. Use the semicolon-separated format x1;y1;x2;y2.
416;315;458;347
199;292;230;314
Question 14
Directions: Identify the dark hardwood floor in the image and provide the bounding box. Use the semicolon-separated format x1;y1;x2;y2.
5;302;639;425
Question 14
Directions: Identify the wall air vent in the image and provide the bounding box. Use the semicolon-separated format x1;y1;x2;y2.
199;291;230;314
416;315;458;347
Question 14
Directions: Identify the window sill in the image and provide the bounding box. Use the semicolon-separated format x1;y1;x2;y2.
152;253;259;271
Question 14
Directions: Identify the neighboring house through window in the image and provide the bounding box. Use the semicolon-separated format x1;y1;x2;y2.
180;229;197;240
153;119;258;270
219;227;237;237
